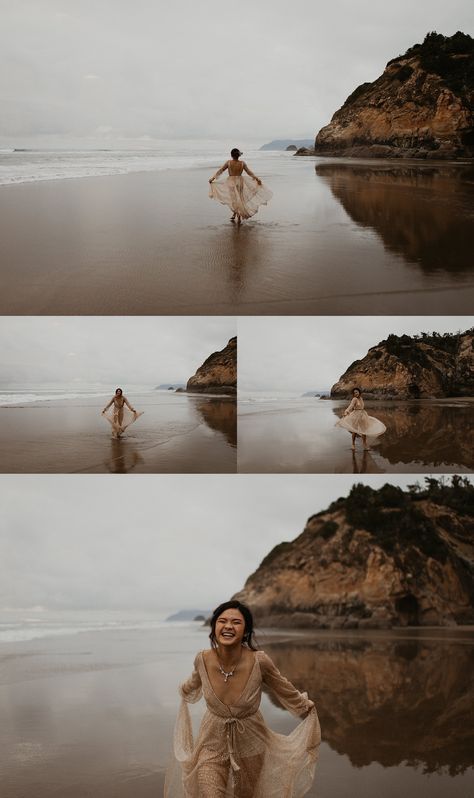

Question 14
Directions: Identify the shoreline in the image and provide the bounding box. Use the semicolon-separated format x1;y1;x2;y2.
0;392;236;473
1;159;473;315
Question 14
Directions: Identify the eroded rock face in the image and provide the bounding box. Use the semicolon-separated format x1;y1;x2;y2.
187;337;237;395
313;32;474;160
234;481;474;628
330;330;474;399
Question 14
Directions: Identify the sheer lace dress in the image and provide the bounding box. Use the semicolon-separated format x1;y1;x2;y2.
165;649;320;797
336;396;386;437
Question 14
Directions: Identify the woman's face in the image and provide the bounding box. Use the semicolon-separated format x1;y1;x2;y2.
215;608;246;648
115;389;122;396
353;389;360;397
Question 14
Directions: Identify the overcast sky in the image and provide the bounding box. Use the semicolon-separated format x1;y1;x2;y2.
238;316;473;392
1;0;472;146
0;316;235;386
3;473;469;612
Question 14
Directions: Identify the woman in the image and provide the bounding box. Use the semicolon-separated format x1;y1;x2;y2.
165;600;320;797
209;148;272;224
336;387;386;450
101;388;142;439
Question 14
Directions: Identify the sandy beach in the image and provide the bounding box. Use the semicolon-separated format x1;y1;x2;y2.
238;397;474;473
1;618;473;798
0;392;236;473
1;157;473;315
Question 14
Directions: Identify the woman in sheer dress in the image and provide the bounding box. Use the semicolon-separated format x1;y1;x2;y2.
101;388;142;439
209;148;272;224
165;600;320;797
336;387;386;450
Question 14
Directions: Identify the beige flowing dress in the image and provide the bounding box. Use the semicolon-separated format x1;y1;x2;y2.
209;160;272;219
165;649;320;798
336;396;386;437
102;396;143;437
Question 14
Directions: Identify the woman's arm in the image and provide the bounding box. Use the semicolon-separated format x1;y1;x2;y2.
179;655;203;704
242;161;262;185
259;651;314;717
123;397;136;413
344;397;356;416
209;161;229;183
102;397;114;413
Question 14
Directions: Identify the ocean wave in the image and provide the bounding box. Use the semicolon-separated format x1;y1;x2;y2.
0;147;288;187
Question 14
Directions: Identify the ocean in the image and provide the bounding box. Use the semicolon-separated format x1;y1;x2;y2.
0;141;292;186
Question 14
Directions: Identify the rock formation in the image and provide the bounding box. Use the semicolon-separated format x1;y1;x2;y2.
330;329;474;399
312;32;474;159
234;478;474;628
186;336;237;395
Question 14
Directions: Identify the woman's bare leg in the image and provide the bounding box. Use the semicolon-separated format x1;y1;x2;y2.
351;432;356;450
362;434;369;450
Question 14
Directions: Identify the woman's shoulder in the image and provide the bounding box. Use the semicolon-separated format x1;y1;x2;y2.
254;649;272;668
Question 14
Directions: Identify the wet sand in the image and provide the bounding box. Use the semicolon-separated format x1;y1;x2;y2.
238;398;474;473
1;158;473;315
0;392;236;473
1;623;473;798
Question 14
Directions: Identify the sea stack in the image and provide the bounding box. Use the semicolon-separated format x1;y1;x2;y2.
233;479;474;629
186;336;237;395
330;330;474;399
313;32;474;160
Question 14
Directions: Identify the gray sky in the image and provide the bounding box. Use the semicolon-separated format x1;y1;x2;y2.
2;473;467;612
238;316;473;392
0;316;235;386
1;0;472;146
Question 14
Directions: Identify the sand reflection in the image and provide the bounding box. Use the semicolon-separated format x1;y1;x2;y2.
316;162;474;274
266;636;474;774
333;402;474;469
192;397;237;447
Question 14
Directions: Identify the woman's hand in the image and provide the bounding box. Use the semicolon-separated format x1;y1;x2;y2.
209;177;214;184
256;178;262;185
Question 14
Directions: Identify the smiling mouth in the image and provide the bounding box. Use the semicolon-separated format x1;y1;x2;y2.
221;631;235;639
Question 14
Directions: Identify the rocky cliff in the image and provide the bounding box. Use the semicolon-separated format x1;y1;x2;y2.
330;329;474;399
312;32;474;159
186;336;237;395
234;478;474;628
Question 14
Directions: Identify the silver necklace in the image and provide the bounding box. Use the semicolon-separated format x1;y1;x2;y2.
217;651;242;683
218;662;237;683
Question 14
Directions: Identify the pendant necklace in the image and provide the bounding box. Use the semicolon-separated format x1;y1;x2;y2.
218;662;236;683
217;649;242;683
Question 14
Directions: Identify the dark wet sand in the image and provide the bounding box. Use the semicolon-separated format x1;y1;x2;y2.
1;624;473;798
1;159;473;315
0;392;236;473
238;398;474;473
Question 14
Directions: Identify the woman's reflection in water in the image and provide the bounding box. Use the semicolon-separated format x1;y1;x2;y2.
104;437;144;474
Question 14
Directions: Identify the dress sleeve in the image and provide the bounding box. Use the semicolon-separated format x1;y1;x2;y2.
179;654;203;704
344;397;356;415
102;398;114;412
259;651;314;717
123;397;135;412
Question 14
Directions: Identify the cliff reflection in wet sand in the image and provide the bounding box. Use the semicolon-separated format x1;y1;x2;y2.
316;163;474;275
192;397;237;447
265;634;474;777
237;399;474;473
334;401;474;470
